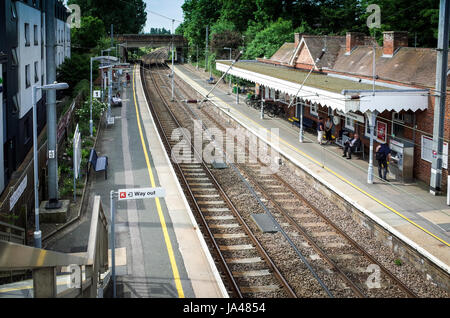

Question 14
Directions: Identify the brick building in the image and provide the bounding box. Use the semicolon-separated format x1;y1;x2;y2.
216;31;450;189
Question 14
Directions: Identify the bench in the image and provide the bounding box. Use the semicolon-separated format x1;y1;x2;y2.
335;134;364;159
88;149;108;180
288;117;316;131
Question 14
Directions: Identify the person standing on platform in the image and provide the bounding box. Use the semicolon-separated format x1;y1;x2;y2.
317;118;325;145
376;142;391;181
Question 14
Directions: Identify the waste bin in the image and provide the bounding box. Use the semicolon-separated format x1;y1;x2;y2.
233;86;240;94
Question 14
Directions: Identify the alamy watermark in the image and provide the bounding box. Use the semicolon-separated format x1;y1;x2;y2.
366;4;381;29
171;120;281;174
67;4;81;29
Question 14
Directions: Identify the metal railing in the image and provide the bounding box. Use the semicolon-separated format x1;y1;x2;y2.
0;196;109;298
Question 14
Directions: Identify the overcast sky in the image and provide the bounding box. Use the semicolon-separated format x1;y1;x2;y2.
144;0;185;33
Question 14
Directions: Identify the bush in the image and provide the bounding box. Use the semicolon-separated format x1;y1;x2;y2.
73;79;90;99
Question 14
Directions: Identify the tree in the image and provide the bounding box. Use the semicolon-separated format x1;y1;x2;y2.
360;0;440;47
244;18;295;60
68;0;147;34
211;30;243;59
57;53;97;95
71;16;105;52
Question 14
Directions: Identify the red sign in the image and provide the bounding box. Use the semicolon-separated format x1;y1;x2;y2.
119;192;127;199
376;121;387;144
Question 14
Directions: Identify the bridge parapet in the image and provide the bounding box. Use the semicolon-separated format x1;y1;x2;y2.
115;34;187;48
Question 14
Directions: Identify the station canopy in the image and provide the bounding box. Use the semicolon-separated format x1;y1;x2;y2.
216;61;429;114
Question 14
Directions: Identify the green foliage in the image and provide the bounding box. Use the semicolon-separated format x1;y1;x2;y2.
148;27;171;35
71;16;106;51
57;53;97;95
75;99;107;137
180;0;442;60
72;79;90;99
68;0;147;34
394;259;403;266
244;19;295;59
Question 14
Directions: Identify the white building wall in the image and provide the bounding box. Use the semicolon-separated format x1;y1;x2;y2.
16;2;44;119
56;19;71;67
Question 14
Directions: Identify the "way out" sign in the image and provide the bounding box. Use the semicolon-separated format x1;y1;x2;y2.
118;187;166;201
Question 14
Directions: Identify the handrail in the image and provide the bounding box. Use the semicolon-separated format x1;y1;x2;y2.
0;196;109;298
0;241;87;271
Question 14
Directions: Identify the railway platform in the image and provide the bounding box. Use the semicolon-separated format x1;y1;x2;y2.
173;64;450;275
0;65;227;298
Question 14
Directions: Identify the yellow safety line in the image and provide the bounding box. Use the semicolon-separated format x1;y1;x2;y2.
132;65;185;298
178;68;450;248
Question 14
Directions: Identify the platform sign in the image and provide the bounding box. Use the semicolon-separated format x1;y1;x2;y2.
118;187;166;201
93;90;101;98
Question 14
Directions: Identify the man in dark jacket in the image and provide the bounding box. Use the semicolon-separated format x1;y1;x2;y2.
342;133;361;159
376;143;391;181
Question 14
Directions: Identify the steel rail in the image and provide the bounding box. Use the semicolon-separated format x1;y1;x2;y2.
140;65;241;298
141;64;297;298
151;63;338;298
169;65;418;298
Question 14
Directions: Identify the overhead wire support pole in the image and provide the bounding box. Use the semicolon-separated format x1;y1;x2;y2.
197;51;243;109
287;49;325;143
171;19;175;101
430;0;450;195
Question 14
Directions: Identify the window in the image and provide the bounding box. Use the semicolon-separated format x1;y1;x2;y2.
11;2;17;19
34;62;39;83
25;64;31;88
34;25;38;45
345;116;355;131
25;23;30;46
11;48;19;66
392;112;405;138
310;102;318;117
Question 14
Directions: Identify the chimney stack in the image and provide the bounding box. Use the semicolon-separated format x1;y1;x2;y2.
346;32;365;55
294;33;303;46
383;31;408;57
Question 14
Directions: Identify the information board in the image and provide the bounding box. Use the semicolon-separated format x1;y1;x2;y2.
421;135;448;169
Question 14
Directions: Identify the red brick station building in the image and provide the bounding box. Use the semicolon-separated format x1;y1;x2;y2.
216;31;450;190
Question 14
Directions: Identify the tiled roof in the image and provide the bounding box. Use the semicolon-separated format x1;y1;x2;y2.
302;36;346;69
269;43;296;64
333;46;450;88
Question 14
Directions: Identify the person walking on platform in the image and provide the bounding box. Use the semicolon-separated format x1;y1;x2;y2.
317;118;325;145
376;142;391;181
126;73;131;87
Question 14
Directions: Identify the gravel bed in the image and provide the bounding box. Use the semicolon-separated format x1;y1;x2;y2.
148;65;449;298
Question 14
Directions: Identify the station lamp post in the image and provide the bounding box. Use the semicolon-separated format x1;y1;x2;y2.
32;82;69;248
224;47;232;92
100;48;115;102
90;55;119;136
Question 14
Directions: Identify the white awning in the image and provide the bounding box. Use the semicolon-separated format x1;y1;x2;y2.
216;62;347;112
217;62;430;115
343;89;430;114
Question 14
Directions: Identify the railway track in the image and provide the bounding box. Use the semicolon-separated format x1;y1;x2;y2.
150;63;419;298
140;64;298;298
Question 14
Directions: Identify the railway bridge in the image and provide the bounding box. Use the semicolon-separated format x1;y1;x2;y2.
115;34;187;62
